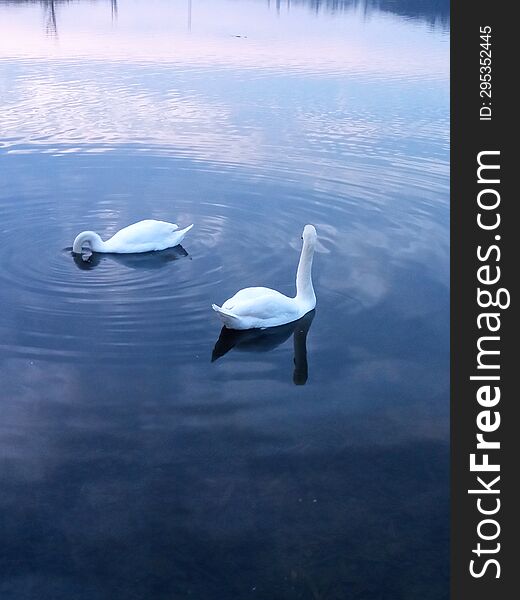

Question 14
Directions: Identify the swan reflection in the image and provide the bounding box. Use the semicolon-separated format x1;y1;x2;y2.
212;309;315;385
71;245;189;270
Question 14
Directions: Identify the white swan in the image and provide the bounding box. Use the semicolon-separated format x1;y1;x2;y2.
72;220;193;254
212;224;317;330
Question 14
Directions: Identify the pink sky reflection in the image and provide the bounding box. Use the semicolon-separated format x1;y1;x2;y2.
0;0;449;80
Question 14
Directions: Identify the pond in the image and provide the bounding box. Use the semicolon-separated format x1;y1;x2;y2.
0;1;449;598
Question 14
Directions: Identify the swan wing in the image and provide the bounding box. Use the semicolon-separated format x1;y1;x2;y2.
223;288;296;320
108;220;179;245
222;287;281;307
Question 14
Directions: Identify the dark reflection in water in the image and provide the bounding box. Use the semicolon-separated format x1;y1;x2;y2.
2;0;120;36
71;245;189;271
291;0;449;25
212;309;315;385
0;0;449;598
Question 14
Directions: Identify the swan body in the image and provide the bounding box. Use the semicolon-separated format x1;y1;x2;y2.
212;224;317;330
73;220;193;254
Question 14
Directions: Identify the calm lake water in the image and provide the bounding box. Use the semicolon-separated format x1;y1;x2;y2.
0;1;449;598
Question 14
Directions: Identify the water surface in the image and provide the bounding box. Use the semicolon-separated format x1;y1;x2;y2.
0;1;449;598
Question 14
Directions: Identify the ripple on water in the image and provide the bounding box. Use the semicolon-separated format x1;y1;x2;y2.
0;125;450;365
0;173;356;364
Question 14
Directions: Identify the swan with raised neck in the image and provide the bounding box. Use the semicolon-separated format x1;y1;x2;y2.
212;224;317;330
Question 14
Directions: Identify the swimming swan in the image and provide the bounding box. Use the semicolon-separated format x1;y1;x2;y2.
212;224;317;330
72;220;193;254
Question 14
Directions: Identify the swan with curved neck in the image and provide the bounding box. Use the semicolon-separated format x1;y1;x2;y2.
72;219;193;254
212;224;317;330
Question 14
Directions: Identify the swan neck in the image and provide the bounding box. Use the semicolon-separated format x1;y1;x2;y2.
73;231;104;253
295;238;315;304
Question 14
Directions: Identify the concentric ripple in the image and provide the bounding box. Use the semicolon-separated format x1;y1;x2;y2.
0;145;448;366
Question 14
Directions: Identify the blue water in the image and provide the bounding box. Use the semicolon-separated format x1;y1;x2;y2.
0;1;449;598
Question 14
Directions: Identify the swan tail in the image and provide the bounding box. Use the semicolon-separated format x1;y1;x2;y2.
179;223;194;235
174;224;194;245
212;304;241;327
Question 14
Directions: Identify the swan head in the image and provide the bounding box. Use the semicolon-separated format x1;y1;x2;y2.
302;224;317;245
